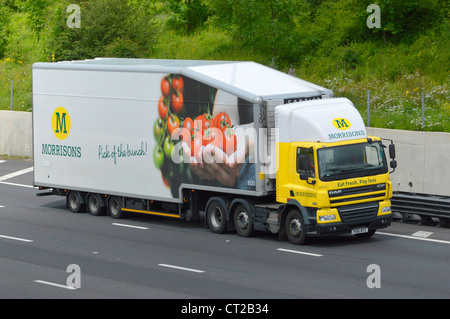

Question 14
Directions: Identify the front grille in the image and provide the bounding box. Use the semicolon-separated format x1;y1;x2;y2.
329;183;386;206
338;203;379;224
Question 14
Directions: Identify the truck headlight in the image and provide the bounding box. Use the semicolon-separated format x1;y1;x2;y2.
381;206;391;213
319;214;337;222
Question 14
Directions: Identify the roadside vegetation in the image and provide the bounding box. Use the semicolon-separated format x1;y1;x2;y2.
0;0;448;131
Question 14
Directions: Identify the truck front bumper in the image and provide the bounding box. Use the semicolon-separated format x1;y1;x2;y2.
307;214;392;237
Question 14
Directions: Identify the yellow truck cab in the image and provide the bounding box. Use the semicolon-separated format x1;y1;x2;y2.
275;98;396;244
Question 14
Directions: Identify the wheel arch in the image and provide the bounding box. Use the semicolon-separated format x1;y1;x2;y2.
279;200;311;239
205;196;232;233
229;197;255;228
66;190;87;213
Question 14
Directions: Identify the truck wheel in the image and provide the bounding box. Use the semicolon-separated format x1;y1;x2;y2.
234;204;254;237
67;191;85;213
207;200;227;234
108;196;124;219
285;209;306;245
88;193;105;216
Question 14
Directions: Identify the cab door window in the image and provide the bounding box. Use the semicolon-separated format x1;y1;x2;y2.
297;147;315;178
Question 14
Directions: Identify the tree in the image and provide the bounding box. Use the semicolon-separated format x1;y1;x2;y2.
166;0;210;34
47;0;160;61
205;0;308;62
14;0;50;37
0;3;11;58
361;0;444;42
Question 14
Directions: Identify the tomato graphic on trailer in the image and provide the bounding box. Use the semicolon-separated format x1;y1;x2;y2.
152;74;255;196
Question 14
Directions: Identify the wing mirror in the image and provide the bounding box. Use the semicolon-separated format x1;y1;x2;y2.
388;141;397;172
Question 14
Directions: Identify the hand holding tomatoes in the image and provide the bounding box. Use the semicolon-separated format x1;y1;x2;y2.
155;74;247;188
181;112;237;163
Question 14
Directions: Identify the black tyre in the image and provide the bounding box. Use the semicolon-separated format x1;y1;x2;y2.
206;200;227;234
285;209;306;245
233;204;254;237
108;196;124;219
87;193;106;216
67;191;85;213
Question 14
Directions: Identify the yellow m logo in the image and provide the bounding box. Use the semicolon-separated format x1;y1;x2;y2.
333;118;351;130
52;107;71;140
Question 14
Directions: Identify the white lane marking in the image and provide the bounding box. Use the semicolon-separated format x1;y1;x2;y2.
112;223;149;230
412;231;433;238
0;181;35;188
277;248;323;257
378;232;450;245
0;167;33;182
158;264;205;273
0;234;34;243
0;205;4;208
33;280;77;290
0;160;6;164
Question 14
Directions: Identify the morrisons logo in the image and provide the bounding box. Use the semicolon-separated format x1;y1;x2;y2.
44;107;82;158
42;143;82;158
332;118;351;130
328;130;366;140
52;107;71;140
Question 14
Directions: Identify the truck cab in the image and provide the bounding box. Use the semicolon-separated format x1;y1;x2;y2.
275;98;395;244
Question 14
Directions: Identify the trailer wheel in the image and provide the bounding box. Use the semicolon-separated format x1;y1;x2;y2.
87;194;105;216
206;200;227;234
234;204;254;237
108;196;124;219
285;209;306;245
67;191;85;213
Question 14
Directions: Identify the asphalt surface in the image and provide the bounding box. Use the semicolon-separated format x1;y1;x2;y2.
0;159;449;302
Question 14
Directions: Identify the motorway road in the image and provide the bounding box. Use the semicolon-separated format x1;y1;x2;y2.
0;159;449;301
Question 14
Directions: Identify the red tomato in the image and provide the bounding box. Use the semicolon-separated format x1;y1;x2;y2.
167;114;180;136
193;115;203;134
161;76;170;97
172;76;184;92
181;117;194;141
171;92;184;113
223;127;237;155
161;171;170;188
213;112;231;130
158;96;168;120
183;117;193;130
191;132;203;161
195;113;212;133
203;127;223;148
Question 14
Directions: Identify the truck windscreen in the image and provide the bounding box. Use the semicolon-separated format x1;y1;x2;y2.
317;142;388;181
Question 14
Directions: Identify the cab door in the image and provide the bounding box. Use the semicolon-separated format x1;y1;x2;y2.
291;145;318;207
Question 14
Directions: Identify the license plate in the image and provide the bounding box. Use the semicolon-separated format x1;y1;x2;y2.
352;227;368;235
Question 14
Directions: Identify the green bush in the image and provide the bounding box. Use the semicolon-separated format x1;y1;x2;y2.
0;5;11;58
46;0;160;61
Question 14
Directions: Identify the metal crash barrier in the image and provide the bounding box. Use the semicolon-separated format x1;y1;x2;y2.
392;192;450;227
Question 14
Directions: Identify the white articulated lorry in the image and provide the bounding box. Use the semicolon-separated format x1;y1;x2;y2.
33;59;397;245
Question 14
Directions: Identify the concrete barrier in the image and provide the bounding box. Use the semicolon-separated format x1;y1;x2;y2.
368;127;450;198
0;111;449;198
0;110;32;158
